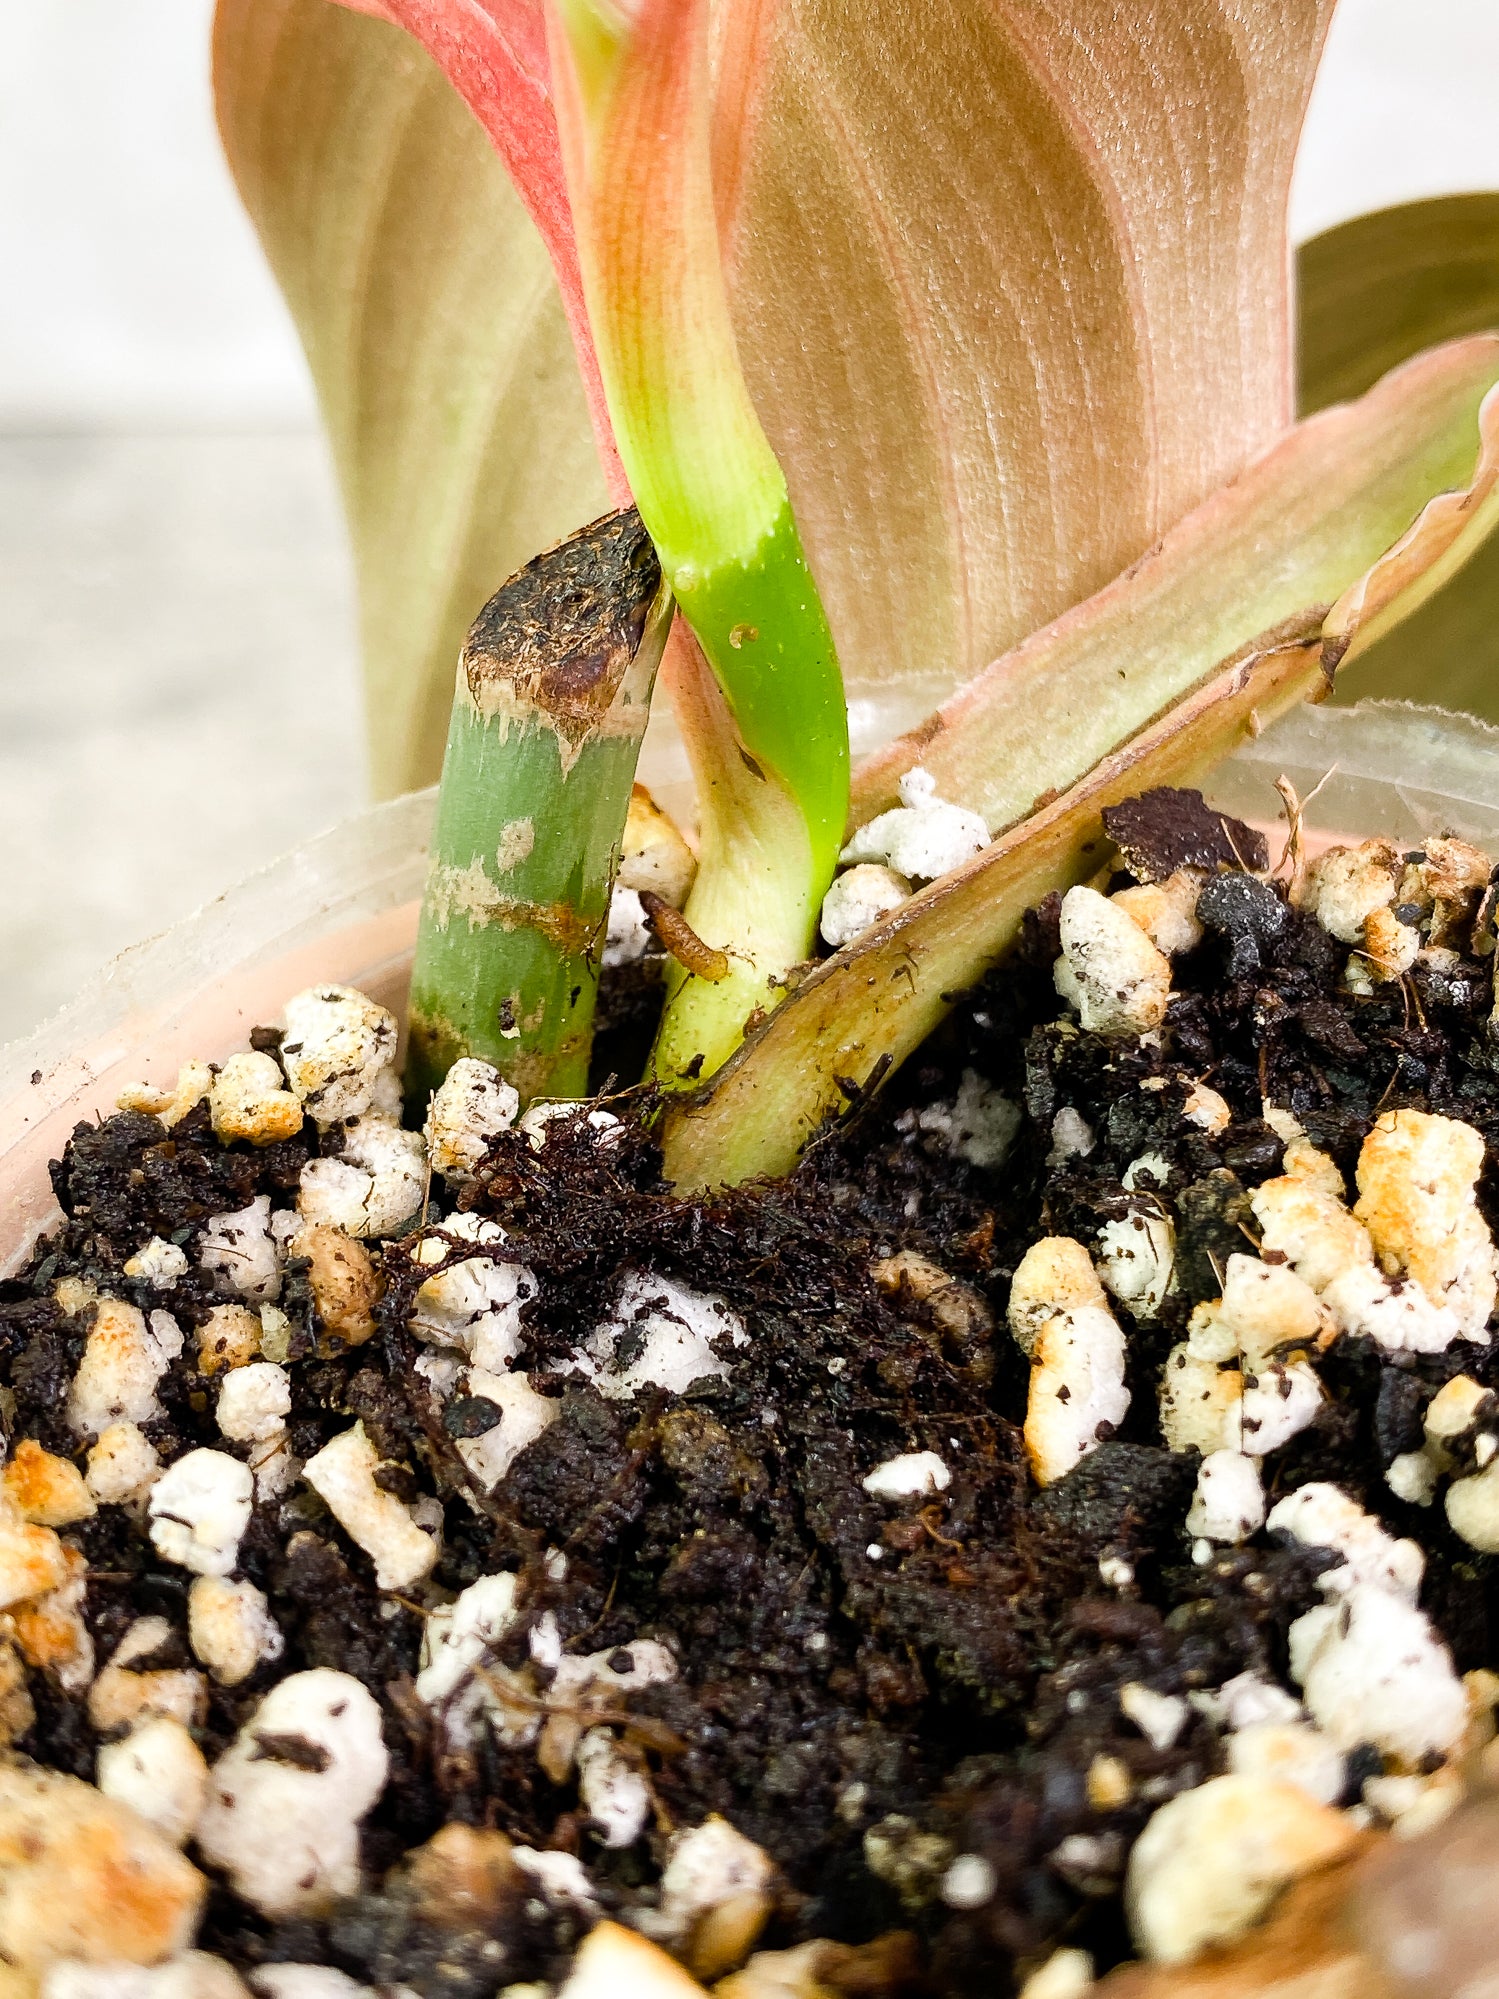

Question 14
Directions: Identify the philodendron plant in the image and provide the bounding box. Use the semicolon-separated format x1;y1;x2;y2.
215;0;1499;1189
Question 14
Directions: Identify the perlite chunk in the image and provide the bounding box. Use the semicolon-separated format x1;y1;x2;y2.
196;1670;388;1917
819;864;910;949
278;985;399;1127
1095;1207;1175;1321
1186;1451;1264;1544
1007;1237;1106;1357
69;1298;178;1437
1124;1773;1357;1963
188;1576;284;1687
1289;1585;1467;1761
410;1212;535;1367
297;1116;425;1240
85;1423;161;1506
1054;886;1173;1037
1307;839;1402;945
581;1271;748;1401
1248;1174;1374;1296
301;1424;439;1592
452;1369;560;1492
3;1439;96;1528
1322;1263;1462;1356
148;1450;254;1578
1354;1109;1498;1339
1110;870;1205;957
97;1715;209;1847
209;1054;304;1148
1024;1304;1130;1487
0;1760;206;1971
199;1197;281;1303
423;1058;520;1181
838;766;989;881
1267;1482;1423;1601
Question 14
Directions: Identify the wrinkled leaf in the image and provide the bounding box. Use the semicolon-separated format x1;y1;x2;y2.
214;0;608;795
662;349;1499;1189
1297;196;1499;722
851;337;1499;830
723;0;1335;724
325;0;1335;756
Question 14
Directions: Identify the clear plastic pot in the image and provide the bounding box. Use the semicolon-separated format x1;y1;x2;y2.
4;700;1497;1276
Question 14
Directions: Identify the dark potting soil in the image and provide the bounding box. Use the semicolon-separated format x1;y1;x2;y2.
7;814;1499;1996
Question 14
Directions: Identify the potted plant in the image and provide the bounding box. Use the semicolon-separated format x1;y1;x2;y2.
5;3;1499;1995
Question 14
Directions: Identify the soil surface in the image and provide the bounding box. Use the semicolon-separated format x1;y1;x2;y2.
7;806;1499;1996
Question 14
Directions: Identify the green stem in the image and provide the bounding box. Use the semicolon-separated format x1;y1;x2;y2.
648;630;819;1084
405;508;670;1108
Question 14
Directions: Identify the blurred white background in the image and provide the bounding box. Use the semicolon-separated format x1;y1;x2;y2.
3;0;1499;1041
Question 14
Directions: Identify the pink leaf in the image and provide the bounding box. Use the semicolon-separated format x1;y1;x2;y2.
336;0;625;494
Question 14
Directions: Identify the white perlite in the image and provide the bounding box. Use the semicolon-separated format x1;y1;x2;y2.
197;1670;389;1918
603;885;652;967
908;1070;1020;1169
1157;1345;1243;1457
216;1363;291;1445
838;766;989;882
415;1572;525;1748
424;1058;520;1181
1445;1459;1499;1553
1214;1252;1330;1362
409;1212;535;1369
298;1115;425;1240
45;1956;250;1999
123;1237;190;1290
1053;885;1173;1037
69;1298;179;1437
1289;1584;1467;1761
189;1576;284;1687
1118;1684;1188;1752
209;1054;303;1149
454;1369;560;1492
1024;1302;1130;1487
1007;1237;1106;1357
96;1715;208;1847
1249;1173;1374;1297
88;1616;206;1735
1017;1951;1094;1999
85;1422;162;1506
576;1727;653;1847
581;1270;747;1400
116;1060;215;1132
148;1450;254;1577
251;1970;370;1999
638;1815;776;1946
819;863;910;949
1307;840;1401;945
200;1197;282;1304
518;1102;621;1152
861;1453;951;1501
1186;1451;1264;1545
1095;1208;1175;1321
278;985;399;1127
1125;1773;1357;1962
1238;1362;1324;1455
1267;1482;1423;1602
1322;1263;1462;1356
1354;1109;1498;1340
302;1424;439;1592
1111;871;1204;958
1226;1720;1345;1808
